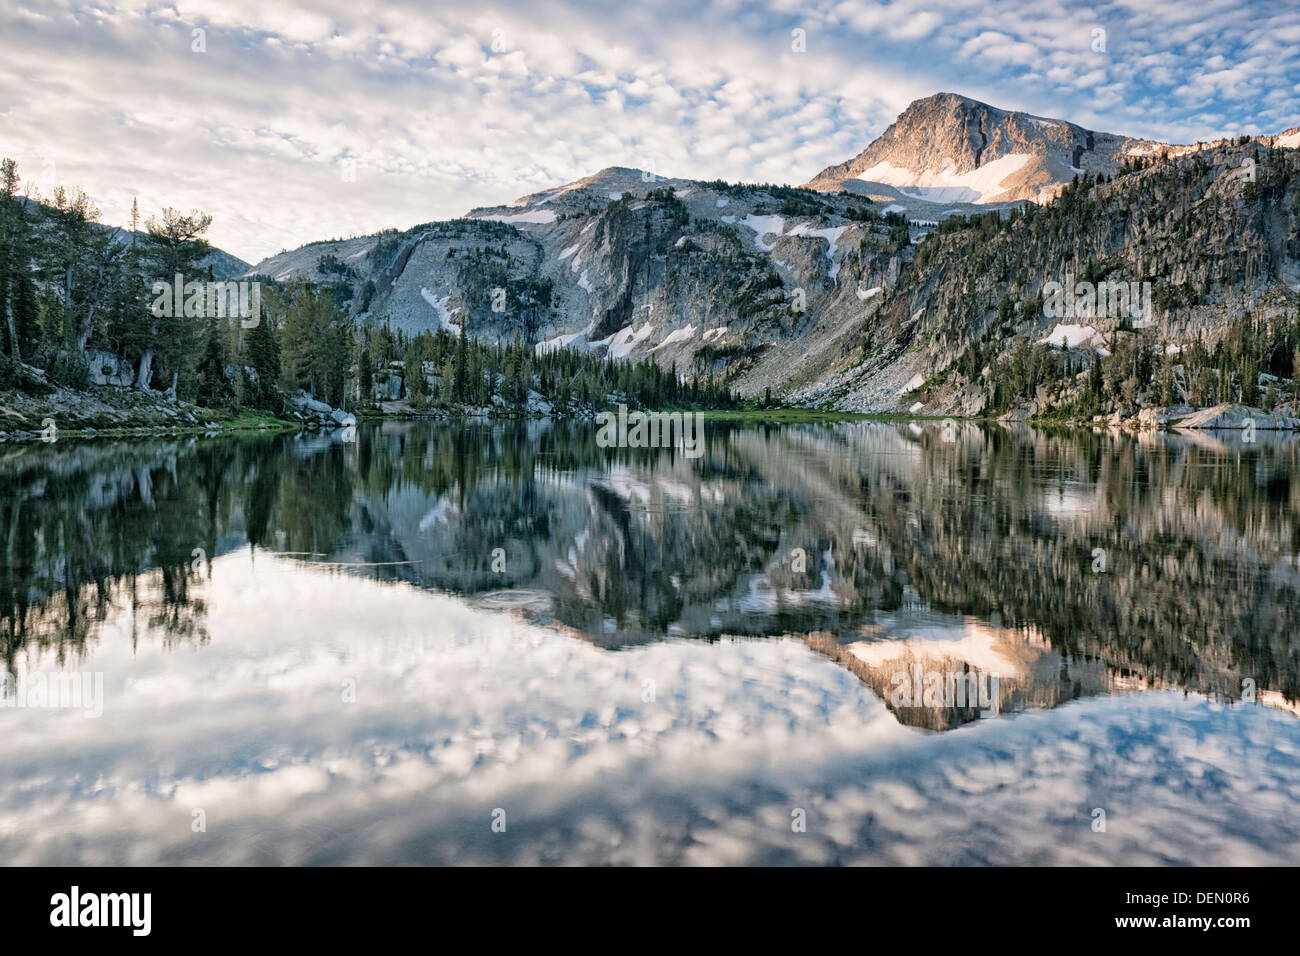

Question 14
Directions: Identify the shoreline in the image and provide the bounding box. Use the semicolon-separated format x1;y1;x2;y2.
5;386;1298;444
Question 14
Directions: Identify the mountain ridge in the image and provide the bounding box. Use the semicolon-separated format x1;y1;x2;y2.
233;92;1300;417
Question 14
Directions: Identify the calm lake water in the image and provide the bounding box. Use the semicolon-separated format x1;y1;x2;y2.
2;420;1299;865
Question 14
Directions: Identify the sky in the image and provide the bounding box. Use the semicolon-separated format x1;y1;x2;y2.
2;0;1298;264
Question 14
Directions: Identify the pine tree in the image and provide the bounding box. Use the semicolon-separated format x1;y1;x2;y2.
0;157;23;359
137;207;213;390
244;302;279;396
453;325;468;403
358;343;373;401
194;317;231;408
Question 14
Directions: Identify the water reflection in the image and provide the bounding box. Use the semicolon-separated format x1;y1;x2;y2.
2;421;1299;864
5;421;1298;721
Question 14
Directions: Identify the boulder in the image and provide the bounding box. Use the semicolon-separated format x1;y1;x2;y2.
291;390;333;414
1136;405;1194;428
1173;403;1300;430
88;350;134;387
330;408;357;427
525;389;552;416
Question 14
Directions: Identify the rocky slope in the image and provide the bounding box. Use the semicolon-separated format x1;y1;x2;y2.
837;139;1300;415
250;167;911;398
243;95;1300;414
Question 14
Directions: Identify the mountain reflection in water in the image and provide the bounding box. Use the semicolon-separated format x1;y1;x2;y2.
1;420;1298;864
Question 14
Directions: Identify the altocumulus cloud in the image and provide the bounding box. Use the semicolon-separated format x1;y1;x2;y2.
0;0;1296;261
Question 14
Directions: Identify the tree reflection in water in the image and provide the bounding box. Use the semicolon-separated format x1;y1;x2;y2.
3;420;1297;727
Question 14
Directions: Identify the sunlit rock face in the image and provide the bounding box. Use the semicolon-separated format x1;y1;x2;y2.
808;616;1116;731
803;92;1161;204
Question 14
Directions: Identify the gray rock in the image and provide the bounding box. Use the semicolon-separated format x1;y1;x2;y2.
87;350;135;387
1173;403;1300;430
291;390;333;414
1136;405;1195;428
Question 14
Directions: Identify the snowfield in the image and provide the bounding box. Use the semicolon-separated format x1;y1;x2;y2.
419;288;462;335
1039;324;1101;349
652;324;697;350
478;209;557;225
740;214;786;251
851;153;1033;204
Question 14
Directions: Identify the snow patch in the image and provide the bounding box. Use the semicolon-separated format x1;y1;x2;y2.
536;320;596;356
652;324;697;350
740;214;786;251
419;289;462;335
595;322;655;359
479;209;557;225
1039;324;1100;349
787;222;847;279
854;154;1033;204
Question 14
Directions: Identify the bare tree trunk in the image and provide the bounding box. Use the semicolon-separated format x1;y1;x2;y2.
75;246;116;353
4;300;18;361
75;305;97;352
135;346;154;389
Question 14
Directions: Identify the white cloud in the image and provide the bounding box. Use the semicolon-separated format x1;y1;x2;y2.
0;0;1296;262
2;551;1298;865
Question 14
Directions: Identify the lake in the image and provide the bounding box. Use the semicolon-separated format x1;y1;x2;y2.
2;419;1298;864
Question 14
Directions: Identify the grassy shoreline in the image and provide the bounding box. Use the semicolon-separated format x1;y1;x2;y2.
1;390;1097;443
0;409;299;443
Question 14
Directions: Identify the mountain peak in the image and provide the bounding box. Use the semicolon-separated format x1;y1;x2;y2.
907;91;988;109
804;92;1161;205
